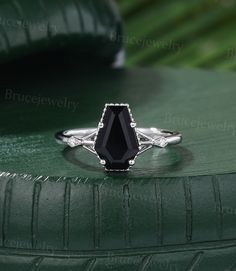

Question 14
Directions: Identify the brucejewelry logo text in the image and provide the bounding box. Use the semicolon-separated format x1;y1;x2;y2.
4;89;79;112
0;16;58;34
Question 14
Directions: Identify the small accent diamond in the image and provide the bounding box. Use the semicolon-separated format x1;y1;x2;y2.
67;136;82;147
154;137;168;148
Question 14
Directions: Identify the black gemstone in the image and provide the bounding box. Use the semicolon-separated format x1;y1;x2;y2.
95;105;139;170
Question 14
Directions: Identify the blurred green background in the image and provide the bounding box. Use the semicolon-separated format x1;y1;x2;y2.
117;0;236;70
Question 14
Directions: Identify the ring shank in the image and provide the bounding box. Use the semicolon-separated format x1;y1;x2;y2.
55;127;182;146
137;128;182;145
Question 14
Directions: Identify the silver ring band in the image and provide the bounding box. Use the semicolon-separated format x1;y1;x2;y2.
55;103;183;171
56;128;182;149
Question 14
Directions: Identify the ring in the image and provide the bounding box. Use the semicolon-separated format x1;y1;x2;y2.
55;103;182;171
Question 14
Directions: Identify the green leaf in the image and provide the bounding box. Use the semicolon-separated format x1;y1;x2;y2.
1;66;236;269
0;0;123;65
117;0;236;71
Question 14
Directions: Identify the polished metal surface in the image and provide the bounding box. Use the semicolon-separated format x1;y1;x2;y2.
55;104;182;171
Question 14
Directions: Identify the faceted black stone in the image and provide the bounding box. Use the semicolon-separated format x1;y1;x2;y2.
95;105;139;170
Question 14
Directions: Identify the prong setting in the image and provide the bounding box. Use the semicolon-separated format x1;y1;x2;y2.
100;159;106;165
98;122;104;129
130;122;136;128
55;103;182;172
129;160;135;166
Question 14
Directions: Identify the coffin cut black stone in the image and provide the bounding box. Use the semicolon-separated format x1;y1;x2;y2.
95;105;139;170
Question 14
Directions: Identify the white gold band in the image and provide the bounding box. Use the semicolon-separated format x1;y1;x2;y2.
56;127;182;154
55;103;183;171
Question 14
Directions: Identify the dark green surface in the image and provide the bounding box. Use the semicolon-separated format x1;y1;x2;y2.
1;0;236;269
1;66;236;270
1;67;236;178
0;0;122;65
1;173;236;270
